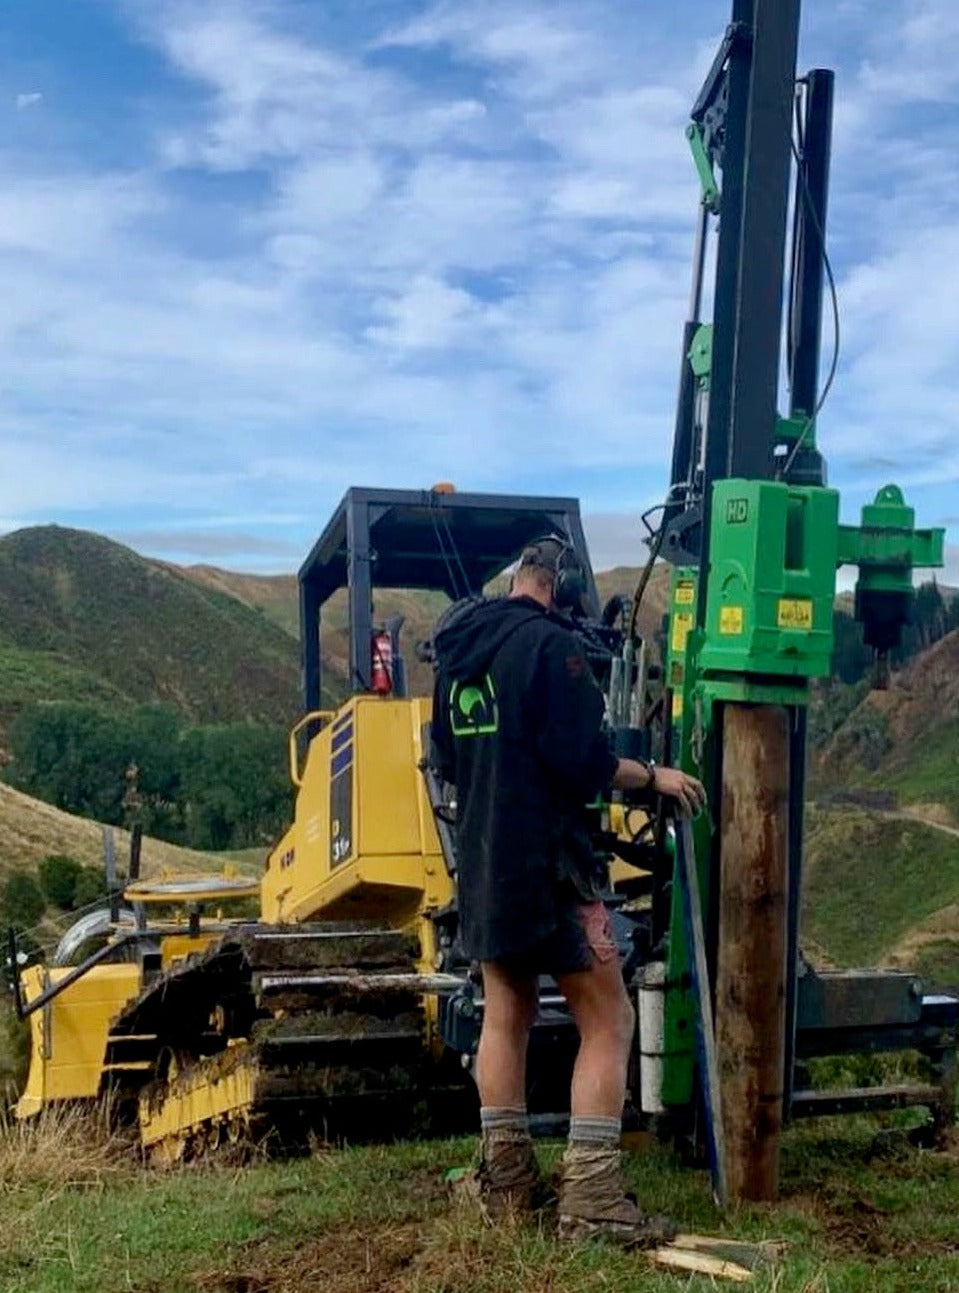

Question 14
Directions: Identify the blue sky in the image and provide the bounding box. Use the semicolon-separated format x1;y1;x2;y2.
1;0;958;581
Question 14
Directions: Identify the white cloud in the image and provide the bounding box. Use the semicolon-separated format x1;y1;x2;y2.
0;0;955;570
367;275;478;350
15;92;43;111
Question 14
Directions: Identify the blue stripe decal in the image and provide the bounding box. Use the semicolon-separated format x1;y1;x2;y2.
331;746;353;777
332;710;353;732
331;724;354;754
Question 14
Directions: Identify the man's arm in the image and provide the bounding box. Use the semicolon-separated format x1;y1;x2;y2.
612;758;706;818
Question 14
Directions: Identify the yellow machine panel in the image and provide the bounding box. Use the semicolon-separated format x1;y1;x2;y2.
17;963;142;1116
262;696;453;934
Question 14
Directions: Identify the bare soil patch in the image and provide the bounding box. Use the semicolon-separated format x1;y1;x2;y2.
197;1221;422;1293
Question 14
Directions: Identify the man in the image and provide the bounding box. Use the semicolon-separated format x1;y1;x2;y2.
431;535;706;1246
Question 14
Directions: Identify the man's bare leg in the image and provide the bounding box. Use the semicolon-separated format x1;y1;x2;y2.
476;961;538;1107
462;961;542;1216
556;955;634;1116
555;954;676;1246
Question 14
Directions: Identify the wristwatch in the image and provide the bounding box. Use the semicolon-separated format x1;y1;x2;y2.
637;758;657;793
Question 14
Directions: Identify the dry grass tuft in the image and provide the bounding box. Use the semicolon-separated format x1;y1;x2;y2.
0;1102;136;1270
0;1101;131;1193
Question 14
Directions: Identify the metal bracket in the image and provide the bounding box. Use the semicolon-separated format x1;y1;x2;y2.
661;503;703;569
7;927;25;1021
687;124;721;213
691;21;753;124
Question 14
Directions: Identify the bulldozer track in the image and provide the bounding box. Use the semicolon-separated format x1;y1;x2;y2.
106;922;468;1161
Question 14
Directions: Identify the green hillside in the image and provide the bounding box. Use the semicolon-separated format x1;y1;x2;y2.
814;628;959;826
0;527;301;733
802;806;959;971
174;564;300;638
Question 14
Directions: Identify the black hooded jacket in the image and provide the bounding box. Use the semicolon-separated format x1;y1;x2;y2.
431;595;618;962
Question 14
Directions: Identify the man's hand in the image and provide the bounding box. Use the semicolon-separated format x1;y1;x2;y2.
651;766;707;817
613;758;706;817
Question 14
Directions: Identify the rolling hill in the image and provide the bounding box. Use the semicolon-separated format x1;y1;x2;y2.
0;522;673;731
178;559;672;698
805;625;959;985
0;526;302;736
172;564;300;639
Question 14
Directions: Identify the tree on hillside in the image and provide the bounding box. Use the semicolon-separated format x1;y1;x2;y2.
1;872;46;933
38;855;83;909
71;866;108;910
827;702;892;772
898;581;949;658
179;723;290;851
5;702;185;837
6;704;290;853
832;610;873;684
6;703;131;821
121;705;184;838
808;677;871;749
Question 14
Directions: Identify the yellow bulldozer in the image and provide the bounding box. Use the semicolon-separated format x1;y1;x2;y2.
10;486;657;1161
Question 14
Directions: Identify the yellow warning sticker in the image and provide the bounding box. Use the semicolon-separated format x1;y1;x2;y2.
672;692;684;720
719;606;744;635
671;611;694;655
675;580;696;606
777;598;813;630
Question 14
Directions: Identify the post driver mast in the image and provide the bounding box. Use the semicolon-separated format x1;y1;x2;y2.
651;0;947;1202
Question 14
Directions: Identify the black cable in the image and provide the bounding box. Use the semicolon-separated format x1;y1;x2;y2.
440;511;471;597
625;483;691;644
428;505;470;602
627;522;666;643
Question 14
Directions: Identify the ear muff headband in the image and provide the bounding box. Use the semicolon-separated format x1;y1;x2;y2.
524;534;586;611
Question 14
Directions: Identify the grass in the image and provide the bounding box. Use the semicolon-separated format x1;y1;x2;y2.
913;940;959;990
802;807;959;967
0;641;126;715
888;719;959;824
0;1116;957;1292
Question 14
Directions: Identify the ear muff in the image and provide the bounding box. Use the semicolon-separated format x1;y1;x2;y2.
553;543;587;611
523;534;586;612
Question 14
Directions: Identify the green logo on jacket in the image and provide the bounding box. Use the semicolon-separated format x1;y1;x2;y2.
450;675;499;736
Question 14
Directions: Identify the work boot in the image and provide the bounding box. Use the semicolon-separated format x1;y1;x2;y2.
557;1143;677;1248
453;1130;549;1221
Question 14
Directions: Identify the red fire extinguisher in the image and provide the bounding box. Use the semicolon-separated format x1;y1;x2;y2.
371;630;393;695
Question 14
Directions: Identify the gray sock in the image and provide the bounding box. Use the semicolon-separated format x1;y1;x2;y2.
567;1115;621;1147
480;1106;529;1137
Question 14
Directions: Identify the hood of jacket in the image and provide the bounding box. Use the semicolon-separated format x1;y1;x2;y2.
433;595;546;682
